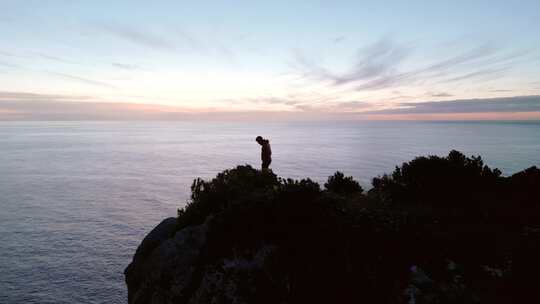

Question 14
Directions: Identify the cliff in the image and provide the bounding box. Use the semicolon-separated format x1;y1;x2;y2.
125;151;540;304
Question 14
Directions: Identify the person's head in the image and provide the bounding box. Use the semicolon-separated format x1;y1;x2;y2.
255;136;263;145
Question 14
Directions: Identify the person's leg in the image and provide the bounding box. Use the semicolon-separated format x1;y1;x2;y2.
262;159;271;170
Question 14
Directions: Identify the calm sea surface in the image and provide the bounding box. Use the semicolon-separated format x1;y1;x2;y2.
1;121;539;303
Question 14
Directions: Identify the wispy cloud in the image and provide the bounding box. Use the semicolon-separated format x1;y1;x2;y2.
0;91;255;121
353;43;501;91
215;44;237;63
294;38;410;86
0;91;175;120
442;66;509;83
240;95;375;113
48;72;117;89
293;39;526;92
332;36;346;44
97;23;176;50
96;22;239;63
0;91;93;101
34;52;81;65
241;92;343;109
111;62;142;70
0;50;15;57
419;43;496;75
0;51;24;69
428;92;453;97
490;89;513;93
174;29;207;52
244;97;293;105
327;101;372;111
364;95;540;114
0;61;21;69
292;100;374;113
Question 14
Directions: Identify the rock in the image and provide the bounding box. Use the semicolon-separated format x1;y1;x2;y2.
134;217;178;261
125;218;209;304
125;215;280;304
187;245;277;304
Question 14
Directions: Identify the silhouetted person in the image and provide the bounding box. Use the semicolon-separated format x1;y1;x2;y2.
256;136;272;170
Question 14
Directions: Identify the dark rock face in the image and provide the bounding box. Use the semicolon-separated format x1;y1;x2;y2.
125;218;209;304
125;217;277;304
131;217;177;262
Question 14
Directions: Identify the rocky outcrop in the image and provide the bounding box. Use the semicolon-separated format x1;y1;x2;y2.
125;160;540;304
125;217;277;304
125;218;209;304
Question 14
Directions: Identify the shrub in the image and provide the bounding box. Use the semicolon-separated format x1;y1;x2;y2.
370;150;503;208
177;165;280;229
324;171;363;196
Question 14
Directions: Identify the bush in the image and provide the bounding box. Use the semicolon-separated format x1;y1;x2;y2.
177;165;280;229
324;171;363;196
370;150;503;208
177;166;326;231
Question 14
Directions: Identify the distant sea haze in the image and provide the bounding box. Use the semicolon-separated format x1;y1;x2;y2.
1;121;539;303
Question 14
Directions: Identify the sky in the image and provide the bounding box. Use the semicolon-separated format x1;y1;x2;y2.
1;0;540;120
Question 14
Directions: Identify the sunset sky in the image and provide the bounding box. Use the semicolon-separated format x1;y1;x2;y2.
1;0;540;120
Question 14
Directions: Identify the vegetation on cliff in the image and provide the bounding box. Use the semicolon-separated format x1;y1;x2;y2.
127;150;540;303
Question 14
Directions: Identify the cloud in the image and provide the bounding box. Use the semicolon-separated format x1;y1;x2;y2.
215;44;237;63
48;72;117;89
332;36;346;44
428;92;453;97
3;91;539;121
0;91;93;101
0;61;20;69
0;92;340;121
34;52;81;65
342;39;410;85
97;23;176;50
490;89;513;93
111;62;142;70
418;43;496;76
242;92;345;109
294;38;409;86
218;94;376;113
0;91;182;120
364;95;540;114
0;50;15;57
289;100;373;113
293;39;525;92
292;100;374;112
326;101;372;111
174;29;207;52
0;52;25;69
245;97;292;105
175;28;238;63
96;23;238;64
442;66;508;83
353;43;502;91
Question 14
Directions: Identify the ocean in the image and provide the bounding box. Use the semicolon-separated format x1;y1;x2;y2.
1;121;539;303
